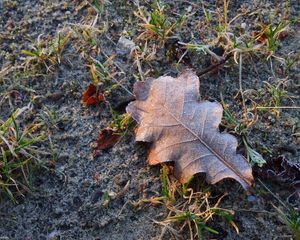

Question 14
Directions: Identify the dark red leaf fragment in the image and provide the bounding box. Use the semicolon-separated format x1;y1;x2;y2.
82;83;105;107
93;128;120;158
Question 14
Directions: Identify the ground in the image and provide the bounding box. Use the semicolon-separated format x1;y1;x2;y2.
0;0;299;239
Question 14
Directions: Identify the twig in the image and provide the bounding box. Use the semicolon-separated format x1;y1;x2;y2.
197;53;233;77
149;216;183;240
257;178;287;209
239;53;247;116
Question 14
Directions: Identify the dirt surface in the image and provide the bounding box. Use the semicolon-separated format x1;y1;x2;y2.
0;0;299;239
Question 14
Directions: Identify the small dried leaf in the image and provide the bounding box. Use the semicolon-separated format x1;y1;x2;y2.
253;29;288;44
93;128;120;157
83;84;96;102
82;83;104;107
253;31;268;44
127;71;253;190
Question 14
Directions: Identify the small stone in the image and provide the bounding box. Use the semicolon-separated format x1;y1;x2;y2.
247;195;257;202
73;196;83;207
48;230;61;240
116;36;136;57
91;189;103;203
113;173;129;186
46;91;64;101
53;207;63;218
186;5;193;12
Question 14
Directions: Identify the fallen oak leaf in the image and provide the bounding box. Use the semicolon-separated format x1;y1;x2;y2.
93;128;120;158
126;71;254;191
82;83;105;107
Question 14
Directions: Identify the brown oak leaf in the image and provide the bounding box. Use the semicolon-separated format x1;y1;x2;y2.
126;71;254;191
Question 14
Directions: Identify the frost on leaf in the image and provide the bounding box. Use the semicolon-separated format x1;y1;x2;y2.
126;71;254;191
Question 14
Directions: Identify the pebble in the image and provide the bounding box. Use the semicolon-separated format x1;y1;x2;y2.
116;36;136;57
113;173;129;186
48;230;61;240
53;207;63;218
91;189;103;203
247;195;257;202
